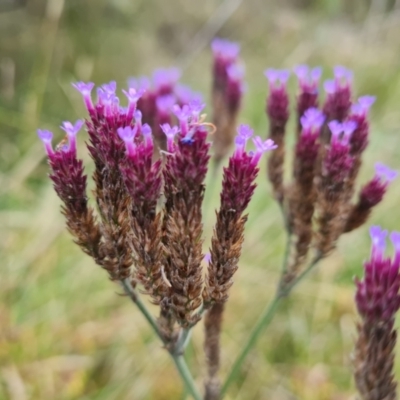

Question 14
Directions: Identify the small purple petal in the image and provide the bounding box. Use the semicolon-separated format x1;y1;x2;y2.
72;81;95;95
37;129;53;142
211;38;240;60
294;65;309;80
227;64;245;81
375;162;398;182
324;80;336;94
102;81;117;94
237;124;253;139
328;120;342;138
117;126;136;141
156;94;175;113
60;119;84;136
370;225;388;255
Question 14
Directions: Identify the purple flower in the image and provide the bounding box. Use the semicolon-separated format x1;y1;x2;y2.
156;94;175;113
128;76;151;91
117;126;137;157
294;65;322;89
264;68;290;88
153;67;181;93
300;108;325;132
334;65;353;87
37;129;54;156
234;124;253;155
375;162;397;182
134;110;142;135
355;226;400;325
123;87;145;122
160;123;179;152
102;81;117;95
211;38;240;61
60;120;84;155
72;81;95;114
252;136;277;165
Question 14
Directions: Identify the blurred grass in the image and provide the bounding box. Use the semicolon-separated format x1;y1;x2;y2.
2;0;400;399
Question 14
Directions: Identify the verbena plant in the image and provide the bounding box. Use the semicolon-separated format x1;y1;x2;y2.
37;39;398;400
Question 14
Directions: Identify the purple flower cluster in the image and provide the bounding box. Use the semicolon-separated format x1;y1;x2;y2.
264;69;290;125
355;226;400;325
221;125;276;215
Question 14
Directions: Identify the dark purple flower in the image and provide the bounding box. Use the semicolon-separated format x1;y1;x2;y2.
355;226;400;324
221;124;276;214
264;69;290;124
72;81;95;114
37;129;54;157
323;66;353;122
294;65;322;119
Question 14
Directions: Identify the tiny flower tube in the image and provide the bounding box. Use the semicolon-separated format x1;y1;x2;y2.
134;110;143;136
294;65;322;124
323;66;353;122
117;126;137;157
122;87;145;123
60;119;84;156
37;129;54;157
160;123;179;152
153;67;181;95
72;81;95;115
264;68;290;124
141;123;153;149
173;104;191;137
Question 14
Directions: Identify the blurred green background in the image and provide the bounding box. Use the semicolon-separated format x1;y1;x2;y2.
2;0;400;399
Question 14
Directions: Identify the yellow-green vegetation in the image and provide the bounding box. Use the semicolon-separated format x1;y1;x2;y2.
2;0;400;398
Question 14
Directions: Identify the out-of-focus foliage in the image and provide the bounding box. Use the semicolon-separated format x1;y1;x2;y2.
2;0;400;399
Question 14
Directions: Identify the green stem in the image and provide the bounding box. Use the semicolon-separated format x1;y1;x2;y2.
173;355;202;400
221;248;323;397
220;295;282;396
121;279;201;400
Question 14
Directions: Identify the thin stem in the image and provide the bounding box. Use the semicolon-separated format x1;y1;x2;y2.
221;249;323;397
220;295;282;396
121;279;201;400
121;279;165;344
173;355;202;400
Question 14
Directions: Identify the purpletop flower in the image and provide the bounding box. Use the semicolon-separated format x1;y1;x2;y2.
60;119;84;155
355;226;400;325
234;124;277;165
328;120;356;144
72;81;95;114
37;129;54;157
351;95;376;116
123;87;145;122
264;69;290;88
294;65;322;92
173;104;192;136
128;76;151;92
300;108;325;132
134;110;142;135
102;81;117;95
117;126;137;157
156;94;175;113
211;38;240;62
160;123;179;152
323;66;353;121
153;67;181;94
370;225;388;260
264;69;290;124
375;162;398;182
334;65;353;87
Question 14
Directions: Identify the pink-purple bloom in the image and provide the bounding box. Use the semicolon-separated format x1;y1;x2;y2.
355;226;400;324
